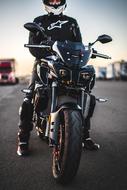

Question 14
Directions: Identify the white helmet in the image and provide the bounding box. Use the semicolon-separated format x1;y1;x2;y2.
42;0;67;15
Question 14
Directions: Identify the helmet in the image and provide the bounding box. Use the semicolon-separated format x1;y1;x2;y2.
42;0;67;15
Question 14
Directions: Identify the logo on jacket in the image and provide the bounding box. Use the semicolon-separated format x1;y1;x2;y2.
47;20;68;30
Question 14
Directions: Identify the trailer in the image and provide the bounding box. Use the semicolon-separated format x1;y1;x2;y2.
106;63;115;80
120;61;127;80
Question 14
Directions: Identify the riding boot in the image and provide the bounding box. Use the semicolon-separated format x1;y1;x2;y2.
82;118;100;150
83;94;100;150
17;100;33;156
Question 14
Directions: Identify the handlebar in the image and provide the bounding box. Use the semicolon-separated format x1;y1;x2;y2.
92;49;111;59
92;52;111;59
24;40;54;49
24;44;51;48
24;43;111;60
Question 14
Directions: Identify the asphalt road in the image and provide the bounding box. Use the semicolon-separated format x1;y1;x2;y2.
0;81;127;190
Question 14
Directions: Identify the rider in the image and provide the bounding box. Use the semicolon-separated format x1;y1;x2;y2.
17;0;100;156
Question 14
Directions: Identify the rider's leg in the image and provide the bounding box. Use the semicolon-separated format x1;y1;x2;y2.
83;94;100;150
17;59;39;156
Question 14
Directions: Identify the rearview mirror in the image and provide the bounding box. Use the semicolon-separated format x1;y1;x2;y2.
97;34;112;44
89;34;112;46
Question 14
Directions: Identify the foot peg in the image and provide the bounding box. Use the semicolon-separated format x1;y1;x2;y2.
96;98;108;103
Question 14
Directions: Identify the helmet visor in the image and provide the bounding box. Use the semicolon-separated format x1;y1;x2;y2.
49;0;61;5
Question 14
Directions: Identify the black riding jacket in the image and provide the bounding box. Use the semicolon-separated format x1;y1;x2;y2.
29;14;82;59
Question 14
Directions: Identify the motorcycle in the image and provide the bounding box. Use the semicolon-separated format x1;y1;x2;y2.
23;22;112;184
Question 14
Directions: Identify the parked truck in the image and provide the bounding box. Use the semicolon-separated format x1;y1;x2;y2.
97;67;107;80
106;63;115;80
0;59;18;84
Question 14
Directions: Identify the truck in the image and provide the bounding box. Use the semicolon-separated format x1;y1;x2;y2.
97;67;107;80
0;59;18;84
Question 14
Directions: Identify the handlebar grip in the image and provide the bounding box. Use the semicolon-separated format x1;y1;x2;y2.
24;44;51;48
92;49;111;59
24;40;54;49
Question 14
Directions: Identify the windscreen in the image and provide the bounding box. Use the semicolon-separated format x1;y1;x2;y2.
56;41;91;68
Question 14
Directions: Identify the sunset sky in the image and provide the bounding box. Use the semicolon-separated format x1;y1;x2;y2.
0;0;127;76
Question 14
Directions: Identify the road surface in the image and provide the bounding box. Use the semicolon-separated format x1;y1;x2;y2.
0;81;127;190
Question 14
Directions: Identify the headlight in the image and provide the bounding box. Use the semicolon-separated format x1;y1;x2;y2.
78;71;92;86
59;69;68;77
78;65;95;87
59;69;70;82
80;72;91;80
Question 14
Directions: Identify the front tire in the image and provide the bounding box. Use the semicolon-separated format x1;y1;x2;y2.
52;109;82;184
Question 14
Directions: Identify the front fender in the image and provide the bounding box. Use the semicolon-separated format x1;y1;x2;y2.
49;103;82;146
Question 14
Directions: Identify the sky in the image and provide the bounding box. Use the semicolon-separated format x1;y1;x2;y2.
0;0;127;76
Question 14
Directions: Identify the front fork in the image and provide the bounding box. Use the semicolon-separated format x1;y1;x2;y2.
46;82;83;146
45;83;108;146
45;81;58;145
46;83;90;146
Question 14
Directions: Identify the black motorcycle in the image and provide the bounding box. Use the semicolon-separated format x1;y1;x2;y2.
23;22;112;184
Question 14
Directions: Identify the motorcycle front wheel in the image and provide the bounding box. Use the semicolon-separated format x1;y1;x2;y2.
52;109;82;184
